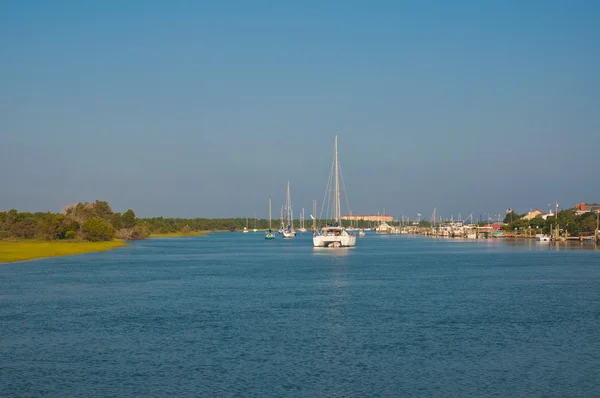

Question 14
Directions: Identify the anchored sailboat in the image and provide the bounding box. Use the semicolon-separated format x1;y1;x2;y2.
299;208;307;232
313;135;356;248
265;198;275;240
282;181;296;239
278;205;284;234
243;218;249;233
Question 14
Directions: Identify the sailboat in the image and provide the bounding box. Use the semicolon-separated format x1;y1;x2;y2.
313;135;356;248
298;208;307;232
243;218;249;233
253;212;258;232
346;210;356;232
278;205;284;234
265;199;275;240
282;181;296;239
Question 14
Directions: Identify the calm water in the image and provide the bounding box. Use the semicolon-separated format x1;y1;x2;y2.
1;233;599;397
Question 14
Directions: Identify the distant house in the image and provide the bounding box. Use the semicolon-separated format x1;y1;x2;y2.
522;209;546;221
541;212;555;220
575;203;600;215
342;214;393;222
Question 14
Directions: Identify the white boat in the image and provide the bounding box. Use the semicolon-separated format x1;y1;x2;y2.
243;218;249;233
265;199;275;240
253;213;258;232
313;135;357;248
298;208;307;233
375;222;391;234
358;229;365;237
536;234;552;242
282;181;296;239
278;205;284;234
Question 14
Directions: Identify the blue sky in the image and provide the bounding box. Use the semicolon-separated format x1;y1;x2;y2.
1;1;599;218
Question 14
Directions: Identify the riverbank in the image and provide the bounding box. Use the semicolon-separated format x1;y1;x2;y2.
0;239;127;263
148;231;209;238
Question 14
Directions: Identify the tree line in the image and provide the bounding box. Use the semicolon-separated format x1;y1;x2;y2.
138;217;420;232
501;209;599;235
0;201;147;241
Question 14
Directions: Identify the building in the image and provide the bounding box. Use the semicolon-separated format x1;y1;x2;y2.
575;203;600;215
522;209;546;221
341;214;394;222
541;212;555;220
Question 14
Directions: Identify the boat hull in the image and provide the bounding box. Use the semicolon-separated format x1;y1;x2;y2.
282;230;296;239
313;234;356;247
536;234;552;242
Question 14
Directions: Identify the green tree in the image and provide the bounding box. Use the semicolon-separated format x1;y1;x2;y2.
122;209;136;228
503;211;521;224
93;200;113;219
82;218;115;242
111;213;124;229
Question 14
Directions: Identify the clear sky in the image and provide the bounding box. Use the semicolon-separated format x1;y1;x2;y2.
1;0;599;219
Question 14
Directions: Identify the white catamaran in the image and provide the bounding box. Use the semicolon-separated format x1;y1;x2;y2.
282;181;296;239
313;135;356;248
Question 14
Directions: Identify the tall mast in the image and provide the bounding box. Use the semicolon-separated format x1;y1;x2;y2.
334;135;340;223
287;181;293;229
313;200;316;230
269;198;272;230
301;208;304;229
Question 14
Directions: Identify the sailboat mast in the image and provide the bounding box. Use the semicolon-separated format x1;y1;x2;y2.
313;200;316;230
269;198;272;230
285;181;293;230
334;135;340;223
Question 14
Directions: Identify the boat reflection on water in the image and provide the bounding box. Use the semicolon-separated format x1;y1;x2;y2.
311;246;354;256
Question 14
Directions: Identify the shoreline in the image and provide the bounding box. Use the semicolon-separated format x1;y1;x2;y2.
0;239;128;263
148;231;209;238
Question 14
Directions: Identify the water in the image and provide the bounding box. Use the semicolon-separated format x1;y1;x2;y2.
1;233;599;397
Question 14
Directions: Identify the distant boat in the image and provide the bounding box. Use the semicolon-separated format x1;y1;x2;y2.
358;229;365;237
253;212;258;232
536;233;552;242
375;222;391;234
243;218;249;233
313;135;356;248
265;199;275;240
298;208;307;233
282;181;296;239
278;205;284;234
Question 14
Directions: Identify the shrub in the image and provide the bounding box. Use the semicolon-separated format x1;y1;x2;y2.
82;218;115;242
65;230;76;240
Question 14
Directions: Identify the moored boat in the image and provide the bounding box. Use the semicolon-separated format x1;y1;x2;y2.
313;135;356;248
265;199;275;240
282;182;296;239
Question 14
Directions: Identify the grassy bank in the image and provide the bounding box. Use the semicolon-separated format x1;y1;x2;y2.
148;231;209;238
0;239;127;263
